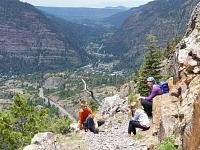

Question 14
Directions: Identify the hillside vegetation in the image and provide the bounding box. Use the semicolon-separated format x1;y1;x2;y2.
0;0;89;74
0;71;126;117
103;0;200;70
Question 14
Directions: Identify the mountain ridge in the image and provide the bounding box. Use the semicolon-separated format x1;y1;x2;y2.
103;0;200;70
0;0;89;74
36;6;128;25
103;5;144;26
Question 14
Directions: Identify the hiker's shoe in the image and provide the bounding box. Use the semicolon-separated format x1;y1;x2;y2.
93;128;99;134
85;129;88;132
142;127;150;131
89;128;99;134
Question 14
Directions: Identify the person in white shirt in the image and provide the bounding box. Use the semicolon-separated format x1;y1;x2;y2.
128;102;150;137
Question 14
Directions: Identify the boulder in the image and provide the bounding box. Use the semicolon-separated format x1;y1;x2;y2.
23;132;68;150
152;94;179;139
151;75;200;150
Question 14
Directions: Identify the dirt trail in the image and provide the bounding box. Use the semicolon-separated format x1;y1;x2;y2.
78;114;148;150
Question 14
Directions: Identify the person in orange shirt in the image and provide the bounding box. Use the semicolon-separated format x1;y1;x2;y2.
76;99;105;134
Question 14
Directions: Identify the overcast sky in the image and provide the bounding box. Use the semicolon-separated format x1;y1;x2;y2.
19;0;154;8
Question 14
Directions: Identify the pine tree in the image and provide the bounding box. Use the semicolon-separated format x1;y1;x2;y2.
137;64;149;96
0;94;49;149
173;33;181;45
0;94;72;149
88;98;99;112
166;33;182;57
164;40;170;57
137;34;162;96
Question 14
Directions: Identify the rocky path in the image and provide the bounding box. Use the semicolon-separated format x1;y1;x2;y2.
80;114;147;150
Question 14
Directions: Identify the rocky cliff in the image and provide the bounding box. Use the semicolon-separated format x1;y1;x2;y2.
151;2;200;150
0;0;87;74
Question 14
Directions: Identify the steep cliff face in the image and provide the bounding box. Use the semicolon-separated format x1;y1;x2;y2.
0;0;86;74
170;2;200;83
152;2;200;150
172;3;200;149
104;0;199;69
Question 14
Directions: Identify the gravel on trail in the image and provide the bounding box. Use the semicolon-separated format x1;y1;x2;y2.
80;117;147;150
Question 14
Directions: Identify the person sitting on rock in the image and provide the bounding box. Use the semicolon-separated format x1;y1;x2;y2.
138;77;162;118
128;102;150;137
75;99;105;134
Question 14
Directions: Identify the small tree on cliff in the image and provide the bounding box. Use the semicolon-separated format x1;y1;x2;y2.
164;33;182;57
137;34;162;96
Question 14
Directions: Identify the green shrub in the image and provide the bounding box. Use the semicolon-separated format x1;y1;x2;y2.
0;94;72;149
128;93;137;104
156;137;179;150
47;115;72;134
88;98;99;112
0;94;49;149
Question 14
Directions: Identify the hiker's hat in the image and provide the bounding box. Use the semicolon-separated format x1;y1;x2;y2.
147;77;156;84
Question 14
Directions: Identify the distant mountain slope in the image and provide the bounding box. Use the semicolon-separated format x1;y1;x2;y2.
36;6;128;25
103;0;200;70
103;5;144;26
0;0;88;74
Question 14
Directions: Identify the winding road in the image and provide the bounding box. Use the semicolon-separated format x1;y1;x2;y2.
39;88;75;121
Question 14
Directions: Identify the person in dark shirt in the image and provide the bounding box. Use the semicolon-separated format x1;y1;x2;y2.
138;77;162;118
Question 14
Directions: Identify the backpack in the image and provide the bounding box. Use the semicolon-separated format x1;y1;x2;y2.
159;81;169;94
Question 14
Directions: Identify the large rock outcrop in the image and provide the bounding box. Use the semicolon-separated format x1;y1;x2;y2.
23;132;68;150
152;2;200;150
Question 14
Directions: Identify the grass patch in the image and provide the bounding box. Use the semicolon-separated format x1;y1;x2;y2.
133;133;142;140
57;132;89;149
68;132;82;141
128;93;138;104
156;137;179;150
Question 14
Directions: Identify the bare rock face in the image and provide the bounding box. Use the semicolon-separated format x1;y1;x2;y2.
23;132;68;150
151;3;200;150
172;3;200;149
101;94;128;117
170;2;200;83
119;81;137;97
152;94;179;138
43;77;66;89
174;76;200;150
152;76;200;150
